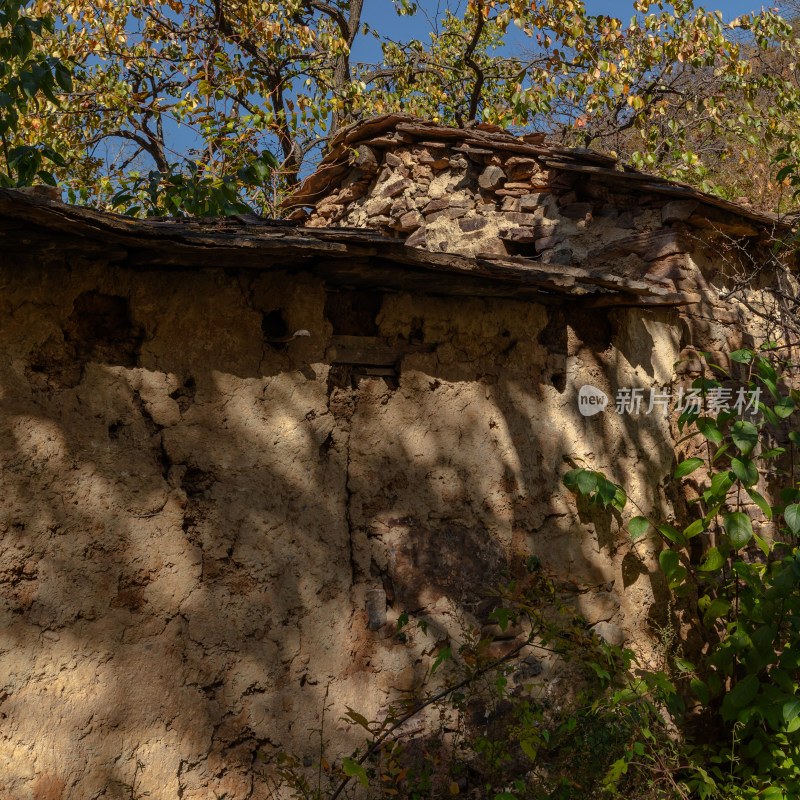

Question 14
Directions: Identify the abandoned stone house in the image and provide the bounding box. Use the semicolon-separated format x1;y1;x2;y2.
0;114;793;799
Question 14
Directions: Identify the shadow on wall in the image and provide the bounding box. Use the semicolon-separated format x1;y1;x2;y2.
0;263;686;800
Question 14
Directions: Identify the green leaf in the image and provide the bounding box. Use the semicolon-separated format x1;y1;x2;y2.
702;596;731;624
724;512;753;549
775;396;796;419
728;674;760;708
696;418;723;444
629;516;650;542
54;62;72;92
746;487;773;520
576;469;598;495
691;678;710;705
730;349;754;363
756;357;778;381
731;420;759;456
657;525;685;545
783;698;800;726
760;447;786;459
520;739;537;763
431;646;452;674
753;533;771;557
782;488;800;505
705;471;734;502
659;549;682;579
595;476;618;506
683;518;706;539
730;457;758;487
785;504;800;534
759;402;780;427
674;457;704;478
342;757;369;787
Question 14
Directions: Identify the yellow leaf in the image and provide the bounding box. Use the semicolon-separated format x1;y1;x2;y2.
449;782;460;795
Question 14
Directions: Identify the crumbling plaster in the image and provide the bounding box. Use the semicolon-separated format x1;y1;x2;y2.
0;247;759;798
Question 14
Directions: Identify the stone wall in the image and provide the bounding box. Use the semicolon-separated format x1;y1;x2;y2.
292;118;774;312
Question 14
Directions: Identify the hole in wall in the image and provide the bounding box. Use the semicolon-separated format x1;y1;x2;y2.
324;290;382;336
65;291;143;367
262;309;289;342
550;372;567;392
169;376;196;413
181;467;215;498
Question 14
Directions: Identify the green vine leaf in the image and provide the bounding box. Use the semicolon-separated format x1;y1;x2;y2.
731;457;758;487
746;487;773;520
731;421;759;456
675;457;705;478
629;516;650;542
785;504;800;534
342;757;369;787
724;512;754;549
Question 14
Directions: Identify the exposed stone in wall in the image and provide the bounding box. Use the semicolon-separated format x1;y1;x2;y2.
289;116;781;309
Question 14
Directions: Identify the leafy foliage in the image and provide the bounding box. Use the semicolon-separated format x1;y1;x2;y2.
10;0;800;214
0;0;70;187
565;343;800;799
261;558;677;800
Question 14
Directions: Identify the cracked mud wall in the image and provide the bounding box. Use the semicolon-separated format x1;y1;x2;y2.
0;255;745;799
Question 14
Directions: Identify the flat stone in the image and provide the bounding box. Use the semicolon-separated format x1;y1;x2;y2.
392;210;423;232
535;235;564;252
591;622;625;647
349;144;379;172
391;197;409;215
422;197;450;215
506;156;539;169
459;217;489;233
384;152;403;167
618;210;635;229
506;212;539;226
363;197;393;216
366;588;387;631
576;590;620;623
380;178;410;198
478;165;506;190
411;164;433;181
502;227;537;243
404;227;427;248
495;189;526;197
662;200;699;224
419;155;451;169
338;182;369;203
519;193;547;210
